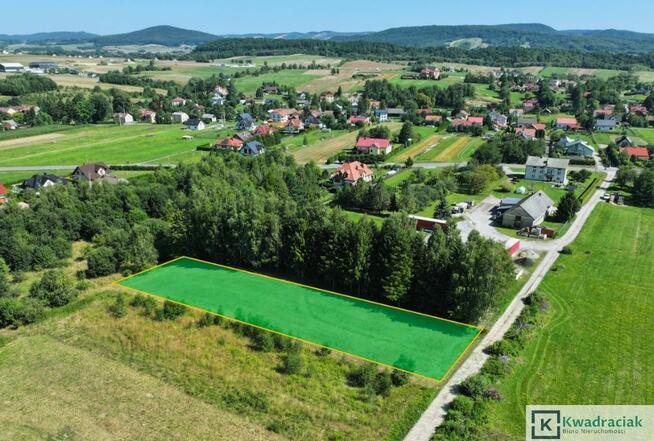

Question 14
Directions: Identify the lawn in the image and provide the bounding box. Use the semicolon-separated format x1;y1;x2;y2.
0;124;232;167
629;127;654;145
117;257;481;381
234;70;324;96
386;73;463;89
383;168;413;187
485;204;654;437
343;209;385;227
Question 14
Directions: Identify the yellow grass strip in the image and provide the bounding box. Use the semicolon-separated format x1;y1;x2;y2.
394;134;442;162
435;137;469;161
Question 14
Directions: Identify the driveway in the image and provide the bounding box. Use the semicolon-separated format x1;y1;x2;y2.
403;168;615;441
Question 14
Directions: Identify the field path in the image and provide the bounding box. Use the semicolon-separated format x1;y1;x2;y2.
403;168;616;441
0;133;67;150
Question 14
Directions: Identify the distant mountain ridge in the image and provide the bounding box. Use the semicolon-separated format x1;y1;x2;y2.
3;24;654;53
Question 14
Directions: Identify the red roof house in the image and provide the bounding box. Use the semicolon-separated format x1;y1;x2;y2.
555;117;581;130
331;161;373;185
215;137;244;151
620;147;650;160
355;137;392;155
348;115;370;126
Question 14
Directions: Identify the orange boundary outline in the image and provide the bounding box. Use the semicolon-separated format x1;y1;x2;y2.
113;256;484;382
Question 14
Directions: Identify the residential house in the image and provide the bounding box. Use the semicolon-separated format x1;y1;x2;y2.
0;183;7;205
348;115;370;126
594;118;617;132
509;108;525;118
629;104;648;116
375;109;389;122
501;190;555;229
140;110;156;124
525;156;569;184
331;161;373;185
355;137;392;155
215;137;244;151
515;127;537;140
171;97;187;107
558;137;595;157
615;135;634;148
235;132;253;143
19;174;67;191
263;85;279;94
303;115;323;129
450;115;484;130
240;141;265;156
253;125;275;136
235;113;256;131
71;163;120;185
489;112;508;130
201;113;217;123
210;94;224;106
387;108;405;117
555;117;581;130
320;92;335;104
214;86;228;97
517;117;537;129
620;147;650;161
268;108;299;123
425;115;443;126
171;112;190;124
420;67;440;80
1;120;18;130
282;118;305;134
113;112;134;125
593;107;614;119
185;119;205;131
0;104;39;115
522;99;538;111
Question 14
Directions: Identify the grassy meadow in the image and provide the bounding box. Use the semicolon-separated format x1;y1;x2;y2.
484;204;654;438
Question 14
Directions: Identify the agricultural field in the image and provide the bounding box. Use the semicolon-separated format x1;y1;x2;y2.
416;135;483;162
388;126;441;162
302;60;404;94
0;72;148;93
386;73;464;89
485;204;654;437
0;124;231;167
234;70;326;96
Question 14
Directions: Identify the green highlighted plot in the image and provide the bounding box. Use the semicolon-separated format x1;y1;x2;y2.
116;257;481;380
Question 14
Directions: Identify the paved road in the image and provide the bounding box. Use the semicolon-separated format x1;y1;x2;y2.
403;168;615;441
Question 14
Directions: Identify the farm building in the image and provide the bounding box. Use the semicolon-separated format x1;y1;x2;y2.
28;61;59;72
355;137;392;155
201;113;217;123
113;112;133;125
0;63;24;73
501;190;555;229
525;156;569;184
408;215;447;231
331;161;373;185
2;120;18;130
171;112;189;124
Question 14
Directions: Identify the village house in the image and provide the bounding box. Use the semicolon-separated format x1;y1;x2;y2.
555;117;581;130
171;97;187;107
0;104;39;115
509;108;525;118
201;113;217;123
515;127;537;140
240;141;265;156
282;118;305;134
185;119;205;131
355;137;392;155
628;104;648;116
2;120;18;130
558;137;595;157
420;67;440;80
375;109;389;122
501;190;555;229
113;112;134;125
235;113;256;131
348;115;370;126
425;115;443;126
320;92;335;104
331;161;373;185
522;99;538;111
517;117;537;129
171;112;189;124
268;108;299;123
525;156;569;184
71;163;120;185
594;118;617;132
620;147;650;161
215;137;244;151
19;174;67;192
139;110;156;124
303;115;323;129
615;135;634;148
253;125;275;136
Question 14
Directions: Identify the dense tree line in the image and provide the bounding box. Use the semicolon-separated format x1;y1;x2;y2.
0;153;514;324
363;80;474;111
473;135;546;164
0;73;57;96
191;38;654;70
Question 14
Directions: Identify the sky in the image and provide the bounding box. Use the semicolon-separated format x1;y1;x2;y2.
3;0;654;35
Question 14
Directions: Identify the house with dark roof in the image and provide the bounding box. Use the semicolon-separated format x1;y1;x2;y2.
235;113;256;131
19;174;67;192
502;190;555;229
240;141;265;156
525;156;569;184
185;119;205;131
557;137;595;158
615;135;634;148
71;163;113;183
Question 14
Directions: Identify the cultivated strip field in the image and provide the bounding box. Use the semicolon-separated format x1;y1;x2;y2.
392;134;443;162
117;257;481;381
0;124;228;166
485;204;654;437
433;136;482;162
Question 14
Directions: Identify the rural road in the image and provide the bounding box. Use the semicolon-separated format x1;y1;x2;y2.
403;168;615;441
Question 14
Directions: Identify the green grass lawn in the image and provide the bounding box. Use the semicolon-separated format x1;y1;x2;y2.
384;169;413;187
117;257;481;381
0;124;78;141
629;127;654;145
0;124;233;167
343;209;385;227
234;71;323;96
485;204;654;437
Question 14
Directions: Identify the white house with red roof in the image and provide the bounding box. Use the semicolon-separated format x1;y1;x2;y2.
555;117;581;130
282;118;305;134
356;137;392;155
171;97;187;107
348;115;370;126
139;109;156;123
215;136;244;151
331;161;373;185
268;108;300;123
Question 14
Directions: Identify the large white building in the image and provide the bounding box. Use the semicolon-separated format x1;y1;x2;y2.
525;156;569;184
0;63;24;73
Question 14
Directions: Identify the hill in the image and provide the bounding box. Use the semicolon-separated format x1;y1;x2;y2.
93;25;218;47
0;31;97;43
333;23;654;52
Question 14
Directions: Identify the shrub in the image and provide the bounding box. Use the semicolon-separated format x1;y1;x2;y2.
391;369;410;386
196;312;222;328
75;280;92;291
0;298;45;328
348;363;377;388
280;349;303;375
484;339;519;357
253;332;276;352
32;245;58;269
85;246;117;278
458;375;490;398
315;346;332;357
29;270;77;308
481;356;511;380
155;300;187;321
272;333;294;351
560;246;574;255
374;370;393;397
108;294;127;318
